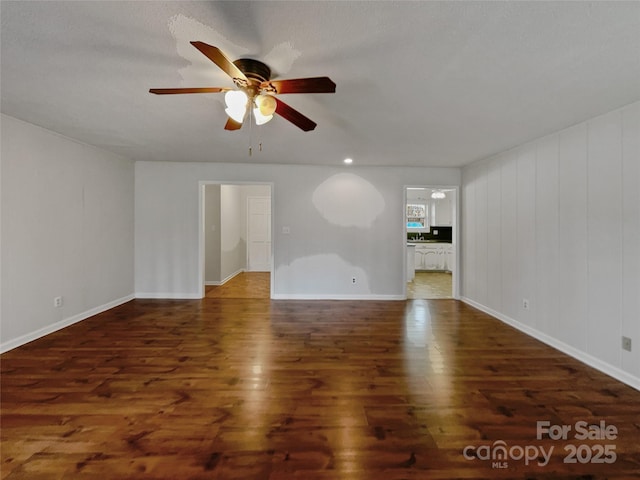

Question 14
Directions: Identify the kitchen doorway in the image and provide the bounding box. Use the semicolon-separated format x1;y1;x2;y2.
405;186;458;299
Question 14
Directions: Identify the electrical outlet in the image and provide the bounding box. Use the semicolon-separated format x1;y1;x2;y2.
54;296;63;308
352;277;356;284
522;299;530;310
622;336;632;352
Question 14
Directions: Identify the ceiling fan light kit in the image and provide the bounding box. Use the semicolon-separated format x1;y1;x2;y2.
255;94;277;116
252;107;273;125
150;41;335;132
224;90;248;123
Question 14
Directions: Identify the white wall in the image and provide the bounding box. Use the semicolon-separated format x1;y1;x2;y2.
1;114;135;352
220;184;244;281
461;101;640;389
135;163;460;299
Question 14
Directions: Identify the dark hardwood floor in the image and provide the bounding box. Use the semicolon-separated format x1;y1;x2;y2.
2;276;639;479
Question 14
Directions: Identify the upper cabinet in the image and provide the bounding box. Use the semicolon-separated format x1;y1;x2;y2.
431;194;452;226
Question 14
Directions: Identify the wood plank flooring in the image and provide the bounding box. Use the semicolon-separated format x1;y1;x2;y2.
2;285;640;478
206;272;270;299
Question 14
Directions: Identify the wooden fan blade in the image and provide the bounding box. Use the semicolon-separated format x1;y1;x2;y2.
190;41;248;86
224;117;243;131
149;87;231;95
274;98;317;131
260;77;336;94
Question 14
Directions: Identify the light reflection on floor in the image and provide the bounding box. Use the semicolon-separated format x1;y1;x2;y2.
403;299;450;402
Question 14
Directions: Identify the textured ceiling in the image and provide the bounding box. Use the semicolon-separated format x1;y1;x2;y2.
1;1;639;167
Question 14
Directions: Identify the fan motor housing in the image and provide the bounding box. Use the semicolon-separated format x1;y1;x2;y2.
233;58;271;84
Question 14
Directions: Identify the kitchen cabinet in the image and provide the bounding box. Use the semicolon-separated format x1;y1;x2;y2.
414;243;453;271
431;195;453;226
406;244;416;281
444;243;454;272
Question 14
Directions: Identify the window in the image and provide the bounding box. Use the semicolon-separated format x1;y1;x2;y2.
407;203;427;229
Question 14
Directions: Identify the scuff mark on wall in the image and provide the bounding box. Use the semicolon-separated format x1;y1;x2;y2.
312;173;385;228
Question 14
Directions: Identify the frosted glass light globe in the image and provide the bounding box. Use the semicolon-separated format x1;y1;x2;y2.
255;94;277;116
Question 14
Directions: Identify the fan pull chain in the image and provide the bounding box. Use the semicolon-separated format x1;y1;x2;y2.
246;104;266;156
248;106;253;156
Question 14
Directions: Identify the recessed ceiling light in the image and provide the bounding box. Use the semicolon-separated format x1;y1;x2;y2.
343;158;353;164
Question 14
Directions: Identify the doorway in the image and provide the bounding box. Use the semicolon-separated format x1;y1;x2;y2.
405;186;458;299
198;182;274;299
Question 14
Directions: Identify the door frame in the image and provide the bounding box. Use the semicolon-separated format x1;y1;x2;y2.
403;184;460;299
198;181;275;299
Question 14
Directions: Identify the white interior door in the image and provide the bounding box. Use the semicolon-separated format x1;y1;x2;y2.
247;196;271;271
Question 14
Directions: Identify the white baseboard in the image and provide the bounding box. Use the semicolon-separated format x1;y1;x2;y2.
271;293;405;301
461;296;640;392
1;294;135;354
205;269;245;287
135;292;202;299
220;269;244;285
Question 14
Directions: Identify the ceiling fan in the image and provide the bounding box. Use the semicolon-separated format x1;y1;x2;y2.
150;41;336;132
